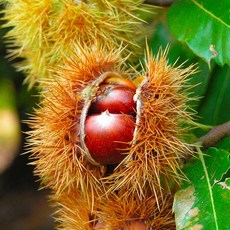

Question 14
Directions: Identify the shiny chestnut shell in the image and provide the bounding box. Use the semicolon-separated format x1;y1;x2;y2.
80;72;140;166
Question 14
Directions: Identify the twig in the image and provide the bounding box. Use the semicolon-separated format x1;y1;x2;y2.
144;0;176;6
182;121;230;162
198;121;230;150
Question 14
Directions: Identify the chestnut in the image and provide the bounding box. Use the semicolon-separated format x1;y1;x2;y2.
81;73;137;165
89;84;136;115
85;111;135;164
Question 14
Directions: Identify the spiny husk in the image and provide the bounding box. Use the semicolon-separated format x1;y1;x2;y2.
51;187;175;230
94;192;175;229
1;0;152;87
50;190;95;230
27;46;197;228
103;48;197;202
27;44;128;198
1;0;52;88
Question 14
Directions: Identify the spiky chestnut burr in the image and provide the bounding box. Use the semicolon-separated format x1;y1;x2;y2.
28;46;197;228
93;193;176;230
102;48;197;202
77;49;197;201
50;189;95;230
51;186;175;229
27;45;130;198
1;0;152;87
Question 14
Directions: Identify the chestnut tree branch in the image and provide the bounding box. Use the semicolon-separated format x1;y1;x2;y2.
144;0;176;6
198;121;230;150
183;121;230;162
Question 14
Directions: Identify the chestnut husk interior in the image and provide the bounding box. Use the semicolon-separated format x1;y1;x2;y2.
80;72;145;167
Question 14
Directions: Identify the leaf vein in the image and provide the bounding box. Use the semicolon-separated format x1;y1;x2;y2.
191;0;230;29
197;147;219;230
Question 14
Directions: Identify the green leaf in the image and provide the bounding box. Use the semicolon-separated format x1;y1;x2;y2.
197;65;230;126
150;22;212;109
173;148;230;229
150;22;197;65
167;0;230;66
216;137;230;152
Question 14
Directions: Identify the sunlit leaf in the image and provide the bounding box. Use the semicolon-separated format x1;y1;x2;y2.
167;0;230;66
173;148;230;229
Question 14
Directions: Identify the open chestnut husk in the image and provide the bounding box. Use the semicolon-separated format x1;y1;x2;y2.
80;72;139;165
